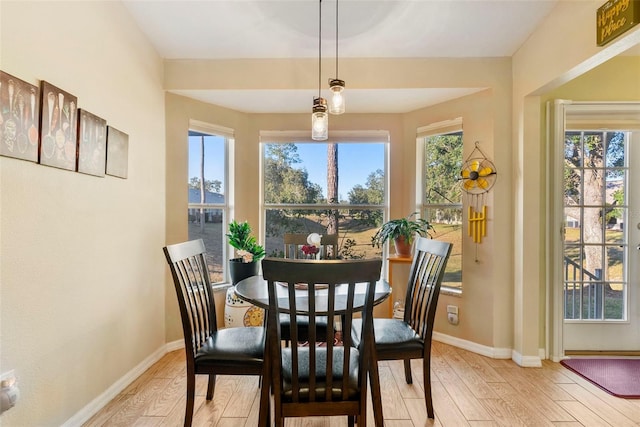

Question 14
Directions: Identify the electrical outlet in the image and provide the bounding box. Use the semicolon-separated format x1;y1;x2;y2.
446;305;458;315
447;312;459;325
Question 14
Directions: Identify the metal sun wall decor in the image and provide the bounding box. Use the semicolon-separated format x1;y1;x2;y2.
0;69;128;180
0;71;40;162
459;141;497;260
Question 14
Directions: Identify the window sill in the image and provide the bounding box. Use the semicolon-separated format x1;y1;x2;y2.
441;288;462;297
212;283;232;293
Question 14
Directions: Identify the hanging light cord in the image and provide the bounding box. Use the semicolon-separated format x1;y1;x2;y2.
318;0;322;99
335;0;339;79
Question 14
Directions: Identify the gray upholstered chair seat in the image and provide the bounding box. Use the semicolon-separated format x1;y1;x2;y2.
351;318;423;354
195;327;265;366
281;347;360;401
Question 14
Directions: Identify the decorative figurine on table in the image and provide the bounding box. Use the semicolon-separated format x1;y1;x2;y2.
302;233;322;259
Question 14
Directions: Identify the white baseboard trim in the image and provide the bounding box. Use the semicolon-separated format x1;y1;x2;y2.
433;332;544;367
61;341;183;427
512;350;543;367
166;339;185;352
433;332;512;359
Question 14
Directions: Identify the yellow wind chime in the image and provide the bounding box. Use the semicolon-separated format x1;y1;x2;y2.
458;142;497;261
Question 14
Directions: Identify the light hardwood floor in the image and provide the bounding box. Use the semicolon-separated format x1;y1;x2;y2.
83;341;640;426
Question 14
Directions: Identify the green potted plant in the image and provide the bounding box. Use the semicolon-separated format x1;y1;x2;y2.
371;212;433;257
224;220;266;328
226;219;265;284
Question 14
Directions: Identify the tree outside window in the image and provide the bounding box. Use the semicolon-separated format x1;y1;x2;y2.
262;140;386;260
421;131;463;291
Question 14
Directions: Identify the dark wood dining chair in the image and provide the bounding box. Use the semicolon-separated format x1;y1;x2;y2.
352;237;452;422
163;239;269;427
262;258;382;427
283;232;339;259
280;233;339;345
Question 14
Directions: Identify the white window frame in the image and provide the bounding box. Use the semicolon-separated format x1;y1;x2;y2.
416;117;464;294
259;130;390;259
188;119;234;284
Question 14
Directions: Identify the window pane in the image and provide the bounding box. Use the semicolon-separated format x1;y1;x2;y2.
423;207;462;289
424;133;463;204
604;284;625;320
582;282;604;320
422;130;463;292
563;244;582;280
188;208;224;283
264;208;383;260
188;130;227;283
562;130;629;321
263;142;385;205
189;133;225;201
564;282;580;320
565;132;582;167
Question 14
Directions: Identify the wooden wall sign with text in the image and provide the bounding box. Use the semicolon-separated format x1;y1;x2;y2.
597;0;640;46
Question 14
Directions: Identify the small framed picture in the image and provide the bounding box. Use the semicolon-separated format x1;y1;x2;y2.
39;81;78;171
106;126;128;179
77;109;107;177
0;71;40;162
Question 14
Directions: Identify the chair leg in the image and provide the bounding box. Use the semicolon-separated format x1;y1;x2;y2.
348;415;355;427
257;367;270;426
369;357;384;427
206;374;216;400
423;356;434;418
184;374;196;427
404;359;413;384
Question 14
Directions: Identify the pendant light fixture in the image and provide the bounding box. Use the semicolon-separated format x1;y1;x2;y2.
328;0;345;115
312;0;329;141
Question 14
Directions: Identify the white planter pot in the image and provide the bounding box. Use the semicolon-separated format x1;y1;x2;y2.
224;286;265;328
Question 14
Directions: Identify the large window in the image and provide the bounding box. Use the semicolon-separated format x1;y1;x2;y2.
418;119;463;291
261;131;388;260
187;122;231;284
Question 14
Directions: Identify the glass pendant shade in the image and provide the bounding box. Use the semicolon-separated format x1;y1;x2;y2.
311;97;328;141
328;79;345;115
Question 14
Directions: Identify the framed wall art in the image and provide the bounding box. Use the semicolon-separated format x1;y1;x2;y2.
77;109;107;177
0;71;40;162
39;81;77;171
106;126;128;179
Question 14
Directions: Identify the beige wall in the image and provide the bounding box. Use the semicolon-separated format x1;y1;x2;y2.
165;58;513;351
404;88;513;350
2;0;639;424
511;0;640;361
545;56;640;102
0;2;166;426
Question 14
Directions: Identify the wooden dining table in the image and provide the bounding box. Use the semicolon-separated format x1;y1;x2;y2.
234;275;392;314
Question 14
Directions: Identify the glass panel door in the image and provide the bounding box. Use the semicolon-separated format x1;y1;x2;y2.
562;128;639;352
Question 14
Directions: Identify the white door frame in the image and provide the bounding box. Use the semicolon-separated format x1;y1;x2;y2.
549;100;640;361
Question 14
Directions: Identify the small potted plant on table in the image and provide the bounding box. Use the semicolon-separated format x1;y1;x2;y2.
371;212;433;257
224;220;266;327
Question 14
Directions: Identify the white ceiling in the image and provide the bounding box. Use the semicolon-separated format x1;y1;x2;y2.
123;0;563;113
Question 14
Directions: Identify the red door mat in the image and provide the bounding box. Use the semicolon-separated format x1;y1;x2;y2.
560;358;640;398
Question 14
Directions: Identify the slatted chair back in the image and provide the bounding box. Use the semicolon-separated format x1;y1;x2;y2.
404;237;453;343
164;239;269;427
163;239;217;364
262;258;382;426
283;233;339;259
